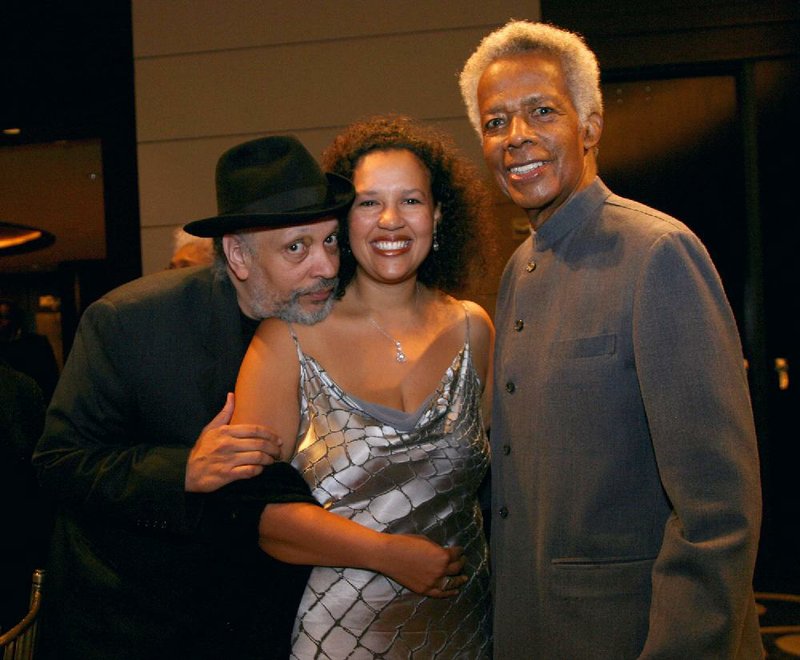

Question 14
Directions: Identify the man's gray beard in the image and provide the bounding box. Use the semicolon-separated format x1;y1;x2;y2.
275;288;336;325
251;277;338;325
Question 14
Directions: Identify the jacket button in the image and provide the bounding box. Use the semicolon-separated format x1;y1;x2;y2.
502;445;511;455
525;260;537;272
499;506;509;519
505;381;515;393
514;319;524;332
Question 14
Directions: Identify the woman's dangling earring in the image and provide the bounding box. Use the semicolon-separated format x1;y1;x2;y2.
432;223;440;252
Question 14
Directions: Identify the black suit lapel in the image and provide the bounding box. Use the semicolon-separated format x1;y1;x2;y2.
198;274;248;416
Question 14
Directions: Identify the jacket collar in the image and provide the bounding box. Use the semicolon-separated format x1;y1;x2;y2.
198;269;250;414
533;177;611;252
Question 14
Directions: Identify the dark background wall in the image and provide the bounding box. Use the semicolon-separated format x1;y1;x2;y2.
1;4;139;280
1;1;139;352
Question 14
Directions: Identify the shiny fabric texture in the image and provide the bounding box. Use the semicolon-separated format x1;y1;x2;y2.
288;315;491;659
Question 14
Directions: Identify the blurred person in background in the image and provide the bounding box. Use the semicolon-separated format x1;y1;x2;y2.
168;226;214;269
0;298;59;403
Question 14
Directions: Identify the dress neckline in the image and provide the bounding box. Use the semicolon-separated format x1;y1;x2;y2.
289;302;478;429
299;345;467;424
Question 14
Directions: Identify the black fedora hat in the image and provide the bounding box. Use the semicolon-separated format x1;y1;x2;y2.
184;135;354;237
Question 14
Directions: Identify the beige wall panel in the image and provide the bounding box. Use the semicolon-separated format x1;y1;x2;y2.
140;225;178;274
137;117;486;231
133;0;538;57
138;134;335;232
138;139;228;230
135;27;525;142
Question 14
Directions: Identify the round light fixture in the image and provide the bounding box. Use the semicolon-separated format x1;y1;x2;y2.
0;221;56;256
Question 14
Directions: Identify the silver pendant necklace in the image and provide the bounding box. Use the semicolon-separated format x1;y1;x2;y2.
366;283;419;364
369;317;407;363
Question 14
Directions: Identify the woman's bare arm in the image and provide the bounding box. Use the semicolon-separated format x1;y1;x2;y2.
232;318;300;461
259;502;466;598
463;300;495;427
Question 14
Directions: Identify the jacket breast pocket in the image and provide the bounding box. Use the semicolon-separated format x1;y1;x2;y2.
550;555;655;598
550;333;616;360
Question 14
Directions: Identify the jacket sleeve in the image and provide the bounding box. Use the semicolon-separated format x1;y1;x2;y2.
32;297;201;533
634;232;762;658
209;462;321;540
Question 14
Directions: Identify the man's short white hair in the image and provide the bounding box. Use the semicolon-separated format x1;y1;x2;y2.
459;20;603;138
173;227;209;252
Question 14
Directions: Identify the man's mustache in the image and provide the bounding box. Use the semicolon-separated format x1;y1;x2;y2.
290;277;339;301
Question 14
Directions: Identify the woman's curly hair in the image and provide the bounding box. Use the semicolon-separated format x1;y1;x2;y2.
321;114;494;297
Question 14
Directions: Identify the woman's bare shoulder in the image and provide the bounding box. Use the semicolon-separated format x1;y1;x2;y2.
457;299;494;334
251;316;294;352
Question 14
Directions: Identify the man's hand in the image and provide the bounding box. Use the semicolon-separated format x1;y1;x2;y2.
185;393;283;492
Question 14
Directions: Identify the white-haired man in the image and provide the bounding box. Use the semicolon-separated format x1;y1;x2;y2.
460;20;762;658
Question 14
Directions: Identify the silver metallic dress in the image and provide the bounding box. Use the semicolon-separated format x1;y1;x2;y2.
288;313;491;659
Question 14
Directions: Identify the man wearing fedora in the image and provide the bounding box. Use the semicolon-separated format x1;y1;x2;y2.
33;136;354;659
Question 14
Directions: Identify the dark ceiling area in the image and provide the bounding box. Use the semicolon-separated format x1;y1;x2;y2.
1;2;130;141
1;1;141;287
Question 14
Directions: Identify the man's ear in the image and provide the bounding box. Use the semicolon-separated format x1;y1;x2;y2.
583;112;603;151
222;234;249;281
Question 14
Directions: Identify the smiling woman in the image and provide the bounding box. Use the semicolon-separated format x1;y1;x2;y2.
231;114;497;659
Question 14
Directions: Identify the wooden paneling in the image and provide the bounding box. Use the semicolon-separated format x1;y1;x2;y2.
133;0;536;57
140;225;178;275
134;30;494;142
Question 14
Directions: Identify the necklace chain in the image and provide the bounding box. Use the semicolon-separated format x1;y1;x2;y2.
365;283;419;364
368;317;407;363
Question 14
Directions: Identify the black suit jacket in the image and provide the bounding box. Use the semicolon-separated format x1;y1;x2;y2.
33;266;315;660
